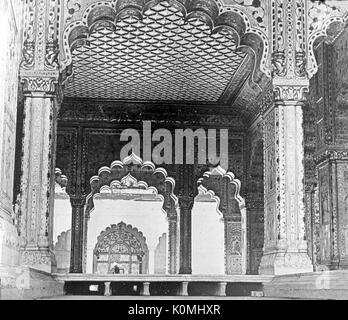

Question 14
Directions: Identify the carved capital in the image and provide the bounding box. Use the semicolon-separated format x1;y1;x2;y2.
70;196;86;208
273;78;309;103
20;0;63;100
178;195;195;211
20;70;60;95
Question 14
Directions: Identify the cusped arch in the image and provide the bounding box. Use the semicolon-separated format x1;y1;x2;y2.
85;153;178;218
197;165;245;211
196;165;247;274
60;0;270;84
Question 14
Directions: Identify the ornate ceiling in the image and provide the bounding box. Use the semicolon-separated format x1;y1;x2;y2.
63;1;248;102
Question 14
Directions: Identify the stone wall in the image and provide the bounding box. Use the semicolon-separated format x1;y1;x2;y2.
0;0;23;290
307;28;348;270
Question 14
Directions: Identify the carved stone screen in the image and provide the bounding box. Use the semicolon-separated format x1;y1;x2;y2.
93;223;149;274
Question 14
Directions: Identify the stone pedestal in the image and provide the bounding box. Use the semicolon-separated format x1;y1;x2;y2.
141;282;150;296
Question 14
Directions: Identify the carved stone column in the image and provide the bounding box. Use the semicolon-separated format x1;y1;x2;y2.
259;98;313;275
18;93;59;272
18;0;61;272
304;183;318;267
258;0;314;275
224;217;243;274
70;196;86;273
167;212;178;274
178;196;194;274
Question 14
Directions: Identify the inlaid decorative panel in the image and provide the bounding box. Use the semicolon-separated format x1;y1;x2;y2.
64;1;246;101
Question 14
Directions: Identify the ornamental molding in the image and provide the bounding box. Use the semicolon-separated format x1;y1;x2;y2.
20;249;53;266
314;149;348;164
20;70;60;95
273;78;309;103
20;0;61;94
86;153;178;218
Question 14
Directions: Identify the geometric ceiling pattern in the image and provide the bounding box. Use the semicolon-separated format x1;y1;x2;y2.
64;1;247;102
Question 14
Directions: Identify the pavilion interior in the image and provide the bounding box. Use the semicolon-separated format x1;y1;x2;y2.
51;0;268;276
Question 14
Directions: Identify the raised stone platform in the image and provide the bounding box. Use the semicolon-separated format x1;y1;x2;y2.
53;274;274;297
263;270;348;300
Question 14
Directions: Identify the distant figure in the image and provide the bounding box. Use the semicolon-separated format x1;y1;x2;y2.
113;264;120;274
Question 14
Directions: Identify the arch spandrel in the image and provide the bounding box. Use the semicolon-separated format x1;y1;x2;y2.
86;154;178;218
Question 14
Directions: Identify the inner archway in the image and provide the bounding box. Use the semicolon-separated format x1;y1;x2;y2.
192;190;225;274
86;175;167;274
194;166;247;275
83;155;178;274
93;222;149;274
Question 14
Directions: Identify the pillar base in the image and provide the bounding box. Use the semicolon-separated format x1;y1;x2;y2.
20;249;55;273
0;266;63;300
259;251;313;275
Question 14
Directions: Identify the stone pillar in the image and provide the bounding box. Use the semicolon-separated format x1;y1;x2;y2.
259;0;315;275
18;0;61;273
224;217;243;274
168;215;177;274
304;183;316;265
19;93;59;273
70;196;86;273
259;99;313;275
178;196;194;274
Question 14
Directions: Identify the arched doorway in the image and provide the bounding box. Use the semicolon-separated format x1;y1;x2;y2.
194;166;247;275
93;222;148;274
84;154;178;274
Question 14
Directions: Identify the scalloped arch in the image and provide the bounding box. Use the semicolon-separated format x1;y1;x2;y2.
197;165;245;209
196;165;247;274
85;153;178;218
60;0;270;85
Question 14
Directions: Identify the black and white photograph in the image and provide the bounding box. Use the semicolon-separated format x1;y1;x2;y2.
1;0;348;305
